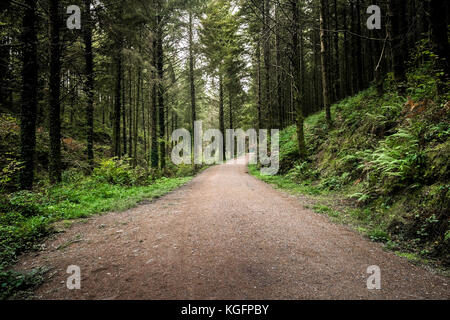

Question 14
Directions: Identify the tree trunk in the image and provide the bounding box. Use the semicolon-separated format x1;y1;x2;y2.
189;11;196;131
0;23;11;110
133;69;140;168
83;0;94;165
219;74;225;158
342;4;350;97
263;0;272;128
313;27;321;110
48;0;62;183
275;5;283;129
189;10;197;166
389;0;407;94
256;39;262;131
374;0;387;96
320;0;332;128
229;89;233;129
128;67;133;158
292;0;307;159
355;0;363;91
429;0;450;94
350;1;357;95
150;39;158;168
113;51;122;158
333;0;341;100
122;63;127;157
19;0;38;190
142;80;147;156
156;7;165;169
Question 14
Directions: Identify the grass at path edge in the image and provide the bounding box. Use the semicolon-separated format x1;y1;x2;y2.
248;165;450;277
0;175;193;299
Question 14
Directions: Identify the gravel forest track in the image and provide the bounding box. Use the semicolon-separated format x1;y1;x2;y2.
16;160;449;300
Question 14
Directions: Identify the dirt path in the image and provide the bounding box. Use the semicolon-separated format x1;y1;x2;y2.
16;161;449;300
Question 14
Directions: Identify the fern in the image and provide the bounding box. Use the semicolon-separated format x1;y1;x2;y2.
365;129;425;193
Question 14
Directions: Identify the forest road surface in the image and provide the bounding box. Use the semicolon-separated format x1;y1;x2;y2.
16;160;450;300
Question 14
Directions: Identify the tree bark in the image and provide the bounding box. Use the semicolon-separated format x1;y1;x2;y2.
219;74;225;158
263;0;272;128
342;4;350;97
355;0;363;91
128;67;133;158
389;0;407;94
113;51;122;158
122;63;127;157
333;0;341;100
156;6;165;169
291;0;307;159
133;69;140;168
83;0;94;165
429;0;450;94
150;38;158;168
19;0;38;190
229;89;233;129
189;11;197;131
256;39;262;131
48;0;62;183
275;4;283;129
320;0;332;128
189;10;197;166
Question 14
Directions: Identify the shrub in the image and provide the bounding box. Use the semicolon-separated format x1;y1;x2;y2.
279;126;301;173
0;158;22;193
61;169;85;184
0;191;43;218
286;161;319;183
0;267;47;300
175;164;196;178
365;129;425;194
318;176;346;191
0;212;50;267
369;228;390;243
93;158;134;186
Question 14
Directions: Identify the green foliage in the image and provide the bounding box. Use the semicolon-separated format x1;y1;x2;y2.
364;128;426;194
92;158;197;187
0;267;48;300
445;230;450;242
286;161;319;183
312;205;340;218
3;191;43;218
248;165;322;196
0;210;50;267
61;168;85;184
279;126;301;172
0;158;22;193
368;229;390;243
94;158;137;186
250;66;450;265
408;39;450;101
0;169;193;274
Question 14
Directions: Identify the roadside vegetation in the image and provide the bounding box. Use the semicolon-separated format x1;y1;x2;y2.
0;121;196;298
2;0;449;299
251;64;449;270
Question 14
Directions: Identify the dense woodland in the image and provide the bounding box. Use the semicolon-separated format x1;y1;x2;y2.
0;0;449;297
0;0;448;187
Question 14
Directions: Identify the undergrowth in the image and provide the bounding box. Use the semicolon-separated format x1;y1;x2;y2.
0;158;195;299
250;67;450;269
